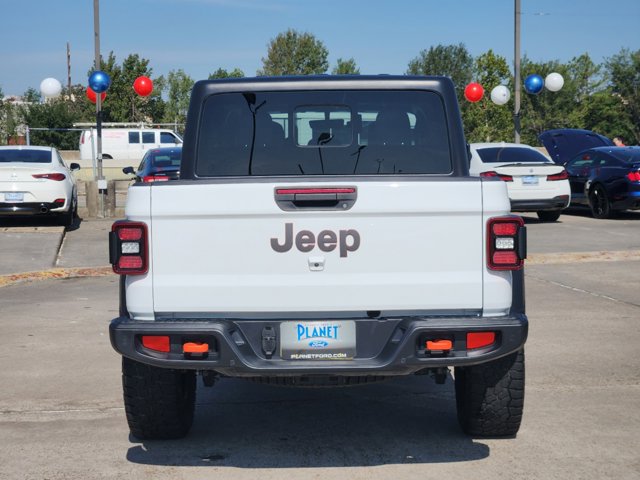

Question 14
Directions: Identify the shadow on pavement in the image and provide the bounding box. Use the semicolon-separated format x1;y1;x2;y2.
126;375;490;468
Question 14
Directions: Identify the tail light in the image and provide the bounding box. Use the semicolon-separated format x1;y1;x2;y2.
480;171;513;182
547;170;569;181
109;221;148;275
626;171;640;182
142;175;169;183
32;173;66;181
487;216;526;271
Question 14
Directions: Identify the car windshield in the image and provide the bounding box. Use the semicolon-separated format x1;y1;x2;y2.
0;149;52;163
476;147;551;164
196;90;452;176
609;149;640;164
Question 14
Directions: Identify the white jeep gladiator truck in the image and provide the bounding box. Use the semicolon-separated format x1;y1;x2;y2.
109;76;528;439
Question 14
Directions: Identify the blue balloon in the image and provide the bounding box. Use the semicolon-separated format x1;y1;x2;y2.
524;74;544;95
88;70;111;93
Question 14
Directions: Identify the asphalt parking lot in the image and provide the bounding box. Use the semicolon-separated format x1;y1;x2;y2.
0;208;639;479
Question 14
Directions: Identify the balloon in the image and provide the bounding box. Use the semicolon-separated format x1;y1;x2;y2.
86;87;106;104
89;70;111;93
545;72;564;92
40;78;62;98
133;76;153;96
464;82;484;102
490;85;511;105
524;74;544;95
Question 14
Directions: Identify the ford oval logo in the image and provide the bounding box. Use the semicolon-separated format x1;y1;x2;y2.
309;340;329;348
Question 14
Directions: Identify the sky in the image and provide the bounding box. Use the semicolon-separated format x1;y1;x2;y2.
0;0;638;97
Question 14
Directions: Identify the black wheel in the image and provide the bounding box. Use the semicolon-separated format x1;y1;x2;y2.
59;195;77;227
455;350;525;437
122;357;196;440
589;185;612;219
536;210;561;222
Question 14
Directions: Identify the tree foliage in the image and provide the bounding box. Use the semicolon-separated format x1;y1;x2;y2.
258;29;329;76
407;43;473;101
333;58;360;75
605;49;640;143
159;69;194;130
209;68;245;79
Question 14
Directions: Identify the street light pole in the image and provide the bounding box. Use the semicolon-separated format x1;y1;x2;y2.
514;0;521;144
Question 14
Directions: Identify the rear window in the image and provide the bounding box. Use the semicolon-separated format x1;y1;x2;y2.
150;150;182;168
609;149;640;164
476;147;551;164
196;90;451;176
0;149;52;163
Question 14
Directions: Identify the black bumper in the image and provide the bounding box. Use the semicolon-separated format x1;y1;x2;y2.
109;313;528;377
511;195;569;212
0;202;66;215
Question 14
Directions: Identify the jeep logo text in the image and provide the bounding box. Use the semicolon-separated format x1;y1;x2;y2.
271;223;360;257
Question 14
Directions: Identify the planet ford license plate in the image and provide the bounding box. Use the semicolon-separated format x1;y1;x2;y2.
280;320;356;360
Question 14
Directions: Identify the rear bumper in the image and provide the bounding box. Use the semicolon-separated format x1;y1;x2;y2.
109;313;528;376
0;201;68;215
511;195;569;212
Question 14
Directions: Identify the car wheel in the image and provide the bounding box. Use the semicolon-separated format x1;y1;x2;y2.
122;357;196;440
59;196;77;228
589;185;612;219
536;210;561;222
455;349;525;437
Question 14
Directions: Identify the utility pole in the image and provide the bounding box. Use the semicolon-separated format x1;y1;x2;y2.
514;0;521;144
94;0;105;217
67;42;71;93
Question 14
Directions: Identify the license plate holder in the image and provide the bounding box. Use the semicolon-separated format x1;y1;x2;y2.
4;192;24;202
522;176;539;185
280;320;356;360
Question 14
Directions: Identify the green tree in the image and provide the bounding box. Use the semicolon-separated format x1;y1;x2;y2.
407;43;473;101
90;52;164;123
463;50;513;142
160;69;194;131
605;48;640;143
21;97;81;149
22;87;41;103
258;29;329;76
332;58;360;75
208;67;245;79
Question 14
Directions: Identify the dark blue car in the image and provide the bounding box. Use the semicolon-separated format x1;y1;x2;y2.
540;129;640;218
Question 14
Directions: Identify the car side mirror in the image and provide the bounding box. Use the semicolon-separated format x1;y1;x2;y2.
70;163;81;171
122;166;135;175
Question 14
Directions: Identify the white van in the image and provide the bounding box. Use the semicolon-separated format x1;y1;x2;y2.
79;128;182;163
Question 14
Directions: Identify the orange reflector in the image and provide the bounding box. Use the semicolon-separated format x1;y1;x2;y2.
141;335;170;353
467;332;496;350
183;342;209;354
426;339;452;350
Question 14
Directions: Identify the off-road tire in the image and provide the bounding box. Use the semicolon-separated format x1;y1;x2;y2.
122;357;196;440
454;349;525;437
536;210;561;222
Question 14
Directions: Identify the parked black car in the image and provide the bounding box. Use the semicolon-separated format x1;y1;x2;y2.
123;147;181;182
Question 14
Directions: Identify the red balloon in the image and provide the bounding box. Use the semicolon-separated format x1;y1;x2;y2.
133;76;153;96
464;82;484;103
86;87;106;104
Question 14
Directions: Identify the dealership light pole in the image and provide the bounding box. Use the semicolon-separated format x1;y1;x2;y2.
93;0;106;217
514;0;521;144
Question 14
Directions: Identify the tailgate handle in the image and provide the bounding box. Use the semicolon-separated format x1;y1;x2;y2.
274;187;357;211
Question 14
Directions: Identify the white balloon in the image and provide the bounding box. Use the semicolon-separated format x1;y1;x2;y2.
490;85;511;105
545;72;564;92
40;77;62;98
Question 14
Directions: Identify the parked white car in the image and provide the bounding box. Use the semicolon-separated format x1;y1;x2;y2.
469;142;571;222
0;146;80;226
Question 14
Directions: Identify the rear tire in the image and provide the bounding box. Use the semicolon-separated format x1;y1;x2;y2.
589;185;612;219
536;210;561;222
455;350;525;437
122;357;196;440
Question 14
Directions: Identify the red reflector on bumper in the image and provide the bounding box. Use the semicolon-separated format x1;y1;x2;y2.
467;332;496;349
142;335;170;352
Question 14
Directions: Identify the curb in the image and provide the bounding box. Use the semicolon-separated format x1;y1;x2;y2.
0;266;113;288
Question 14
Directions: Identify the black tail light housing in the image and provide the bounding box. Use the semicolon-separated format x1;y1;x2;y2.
109;221;149;275
487;216;526;271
